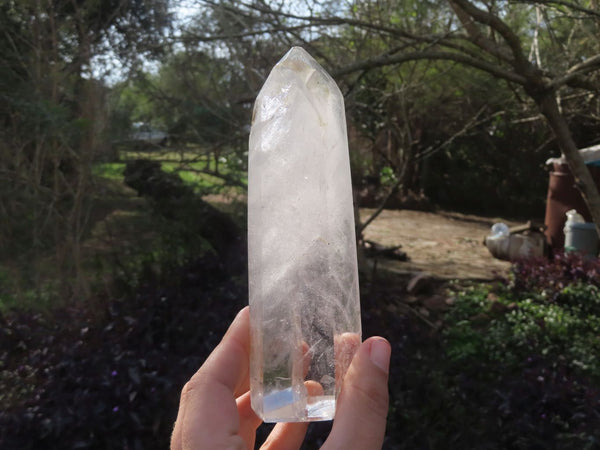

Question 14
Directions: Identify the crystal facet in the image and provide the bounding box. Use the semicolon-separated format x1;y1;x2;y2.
248;47;361;423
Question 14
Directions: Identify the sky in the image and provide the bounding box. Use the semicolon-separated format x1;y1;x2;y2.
91;0;201;85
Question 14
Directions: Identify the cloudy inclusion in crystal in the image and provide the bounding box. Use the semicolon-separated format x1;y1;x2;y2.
248;47;361;423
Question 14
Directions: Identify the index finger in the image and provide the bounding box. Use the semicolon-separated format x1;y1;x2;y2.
199;306;251;396
171;307;252;449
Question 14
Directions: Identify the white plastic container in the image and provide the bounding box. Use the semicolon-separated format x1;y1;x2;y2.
564;222;599;255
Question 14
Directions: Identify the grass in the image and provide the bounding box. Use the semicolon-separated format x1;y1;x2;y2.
2;147;248;311
94;149;247;194
0;176;155;311
91;162;125;180
161;162;224;191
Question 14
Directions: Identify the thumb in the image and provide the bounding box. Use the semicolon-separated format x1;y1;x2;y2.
322;337;391;450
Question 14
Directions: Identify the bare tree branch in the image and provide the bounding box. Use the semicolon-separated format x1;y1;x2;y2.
359;106;501;235
417;107;503;161
199;0;492;63
334;49;528;85
550;54;600;89
514;0;600;19
449;0;530;68
179;24;314;43
448;0;514;62
358;174;405;236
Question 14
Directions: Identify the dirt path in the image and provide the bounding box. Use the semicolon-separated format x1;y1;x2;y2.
360;209;521;280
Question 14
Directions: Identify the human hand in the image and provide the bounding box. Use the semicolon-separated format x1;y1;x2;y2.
171;306;390;449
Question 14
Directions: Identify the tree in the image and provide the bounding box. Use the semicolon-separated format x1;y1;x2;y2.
446;0;600;231
0;0;171;298
193;0;600;230
111;3;297;190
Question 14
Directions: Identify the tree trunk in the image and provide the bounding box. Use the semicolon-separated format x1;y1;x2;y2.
537;92;600;237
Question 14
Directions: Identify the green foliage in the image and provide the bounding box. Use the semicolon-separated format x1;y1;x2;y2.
424;114;552;216
377;276;600;448
0;0;172;301
0;255;248;449
379;166;398;186
93;162;126;180
93;151;247;194
345;36;555;215
511;251;600;301
119;50;250;149
4;233;600;448
444;283;600;382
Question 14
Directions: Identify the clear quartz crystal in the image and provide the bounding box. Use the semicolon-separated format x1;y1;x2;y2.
248;47;361;423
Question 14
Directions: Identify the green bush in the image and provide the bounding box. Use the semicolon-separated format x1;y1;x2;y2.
431;281;600;448
444;283;600;382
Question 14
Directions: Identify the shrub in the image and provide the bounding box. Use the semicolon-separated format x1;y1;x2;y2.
0;256;247;449
439;280;600;448
3;248;600;449
511;252;600;301
445;284;600;377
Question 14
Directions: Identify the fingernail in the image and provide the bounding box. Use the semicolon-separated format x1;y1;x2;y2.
369;338;391;374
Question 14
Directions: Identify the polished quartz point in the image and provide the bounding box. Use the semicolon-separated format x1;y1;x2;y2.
247;47;361;423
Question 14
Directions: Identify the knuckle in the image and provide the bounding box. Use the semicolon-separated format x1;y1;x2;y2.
181;379;196;396
180;377;201;403
348;376;389;419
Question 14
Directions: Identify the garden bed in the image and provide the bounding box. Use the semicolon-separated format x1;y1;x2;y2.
2;250;600;449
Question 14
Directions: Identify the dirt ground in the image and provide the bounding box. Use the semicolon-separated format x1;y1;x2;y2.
205;192;524;281
360;208;523;280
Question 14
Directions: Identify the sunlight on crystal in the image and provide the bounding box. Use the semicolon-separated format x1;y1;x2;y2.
248;47;361;423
